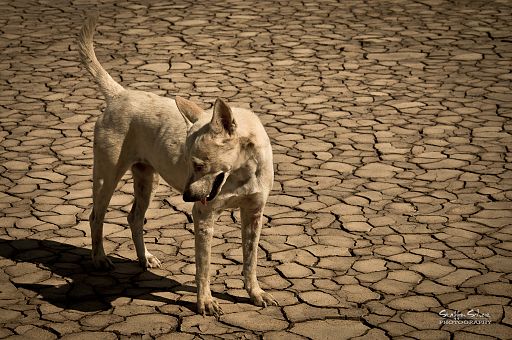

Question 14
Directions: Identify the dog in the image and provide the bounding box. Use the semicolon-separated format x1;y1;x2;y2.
77;16;277;316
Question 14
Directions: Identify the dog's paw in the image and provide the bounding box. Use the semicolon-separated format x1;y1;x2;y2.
198;298;223;318
139;253;161;269
92;255;114;270
250;289;279;308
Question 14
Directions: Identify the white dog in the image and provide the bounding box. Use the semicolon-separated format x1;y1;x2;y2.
77;16;277;316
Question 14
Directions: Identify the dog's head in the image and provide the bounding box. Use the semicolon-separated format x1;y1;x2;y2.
176;96;240;204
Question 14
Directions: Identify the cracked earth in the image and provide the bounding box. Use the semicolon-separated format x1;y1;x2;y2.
1;0;512;339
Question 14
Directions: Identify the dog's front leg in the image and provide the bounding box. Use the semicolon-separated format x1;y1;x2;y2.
192;203;223;317
241;205;278;307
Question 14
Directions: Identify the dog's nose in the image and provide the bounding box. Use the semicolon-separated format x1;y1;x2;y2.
182;190;196;202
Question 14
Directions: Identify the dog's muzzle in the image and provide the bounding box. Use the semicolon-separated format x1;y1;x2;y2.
183;172;226;204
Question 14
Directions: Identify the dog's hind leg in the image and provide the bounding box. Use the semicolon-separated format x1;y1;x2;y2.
128;163;161;269
90;159;128;270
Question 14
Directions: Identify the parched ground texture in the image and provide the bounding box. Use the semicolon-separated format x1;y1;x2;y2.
1;0;511;339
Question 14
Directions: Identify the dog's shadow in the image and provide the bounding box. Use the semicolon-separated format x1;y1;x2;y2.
0;238;247;312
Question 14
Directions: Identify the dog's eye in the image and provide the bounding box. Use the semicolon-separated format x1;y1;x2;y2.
194;163;205;172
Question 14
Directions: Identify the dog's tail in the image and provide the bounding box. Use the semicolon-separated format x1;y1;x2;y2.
77;15;124;101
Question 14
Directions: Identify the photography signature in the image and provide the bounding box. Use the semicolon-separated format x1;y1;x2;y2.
438;309;492;325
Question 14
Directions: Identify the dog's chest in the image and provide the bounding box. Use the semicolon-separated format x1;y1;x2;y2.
216;162;263;205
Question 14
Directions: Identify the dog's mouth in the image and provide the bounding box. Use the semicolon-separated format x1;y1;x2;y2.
198;172;226;205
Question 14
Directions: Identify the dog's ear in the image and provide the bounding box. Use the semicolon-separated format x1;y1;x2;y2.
176;96;203;127
211;98;236;135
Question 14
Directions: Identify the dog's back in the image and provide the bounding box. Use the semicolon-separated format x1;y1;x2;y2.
94;89;190;191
